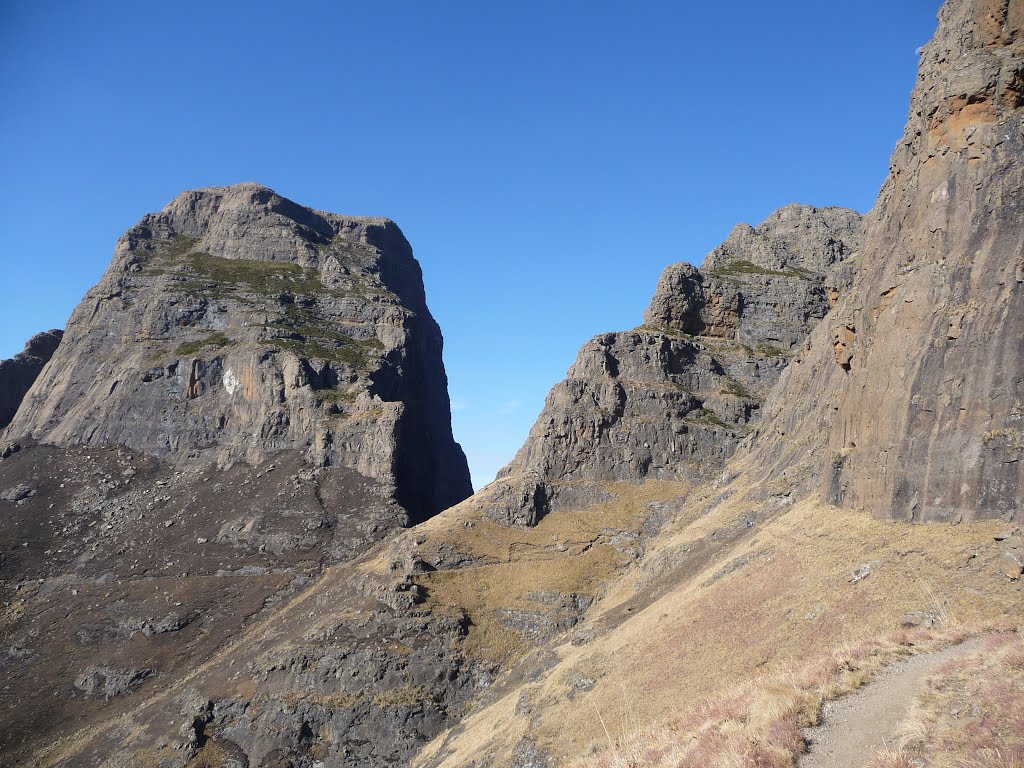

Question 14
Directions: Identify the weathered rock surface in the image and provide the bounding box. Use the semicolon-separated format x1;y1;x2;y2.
0;185;474;766
646;205;863;349
3;183;471;521
745;0;1024;522
490;206;863;525
0;329;62;429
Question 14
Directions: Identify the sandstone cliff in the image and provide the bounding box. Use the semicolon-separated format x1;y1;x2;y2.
3;183;471;521
0;329;62;430
745;0;1024;522
489;204;863;525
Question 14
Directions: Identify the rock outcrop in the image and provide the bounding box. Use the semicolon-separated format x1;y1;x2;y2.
0;329;62;429
746;0;1024;522
3;183;471;521
489;205;863;525
0;185;474;767
645;204;863;348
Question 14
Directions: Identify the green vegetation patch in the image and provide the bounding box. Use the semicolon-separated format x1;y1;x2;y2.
689;407;729;429
183;252;324;295
140;234;328;297
175;332;234;357
272;336;383;368
719;378;754;399
316;386;359;404
755;343;786;357
708;259;818;280
264;300;384;368
639;324;696;340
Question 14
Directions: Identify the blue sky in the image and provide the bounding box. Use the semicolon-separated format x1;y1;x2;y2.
0;1;940;488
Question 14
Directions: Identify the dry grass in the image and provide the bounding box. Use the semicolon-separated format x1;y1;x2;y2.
865;632;1024;768
575;625;989;768
412;479;1024;768
406;481;693;664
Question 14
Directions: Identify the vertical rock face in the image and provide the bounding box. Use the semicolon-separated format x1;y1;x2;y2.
489;205;863;525
0;329;63;429
3;183;471;520
747;0;1024;522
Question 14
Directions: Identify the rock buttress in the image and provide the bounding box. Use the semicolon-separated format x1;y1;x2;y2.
0;329;62;430
744;0;1024;522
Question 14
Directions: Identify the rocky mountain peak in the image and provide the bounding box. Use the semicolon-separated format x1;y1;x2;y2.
645;204;864;348
486;204;864;526
3;184;471;521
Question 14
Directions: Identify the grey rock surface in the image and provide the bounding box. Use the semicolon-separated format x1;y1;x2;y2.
3;183;471;521
744;0;1024;522
488;206;863;526
645;204;863;349
0;185;474;766
0;329;63;430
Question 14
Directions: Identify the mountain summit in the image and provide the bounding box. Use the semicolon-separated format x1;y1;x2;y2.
4;182;472;521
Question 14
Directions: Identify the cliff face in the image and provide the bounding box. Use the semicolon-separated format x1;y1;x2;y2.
746;0;1024;522
0;330;63;430
0;185;474;766
3;183;471;520
489;205;863;525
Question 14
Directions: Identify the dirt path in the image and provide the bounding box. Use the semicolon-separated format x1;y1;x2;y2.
799;638;983;768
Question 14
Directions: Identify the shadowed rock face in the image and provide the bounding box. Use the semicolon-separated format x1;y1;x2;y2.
745;0;1024;522
3;183;471;521
0;329;63;430
489;206;863;526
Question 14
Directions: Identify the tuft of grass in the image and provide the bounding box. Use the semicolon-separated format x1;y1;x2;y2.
137;233;197;269
708;259;818;280
719;378;754;399
271;336;382;368
175;332;234;357
862;632;1024;768
575;627;992;768
756;343;787;358
689;407;729;428
638;324;697;340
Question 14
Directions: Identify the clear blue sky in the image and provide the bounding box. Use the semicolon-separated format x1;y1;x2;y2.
0;1;940;488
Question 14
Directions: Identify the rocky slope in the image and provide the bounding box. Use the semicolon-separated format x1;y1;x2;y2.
0;185;472;766
407;1;1024;762
489;204;862;526
744;0;1024;522
3;1;1022;766
0;329;62;430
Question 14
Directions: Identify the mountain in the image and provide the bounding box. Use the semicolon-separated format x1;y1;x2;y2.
487;204;862;526
0;184;472;765
744;0;1024;523
4;183;471;521
0;329;62;430
2;1;1023;766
